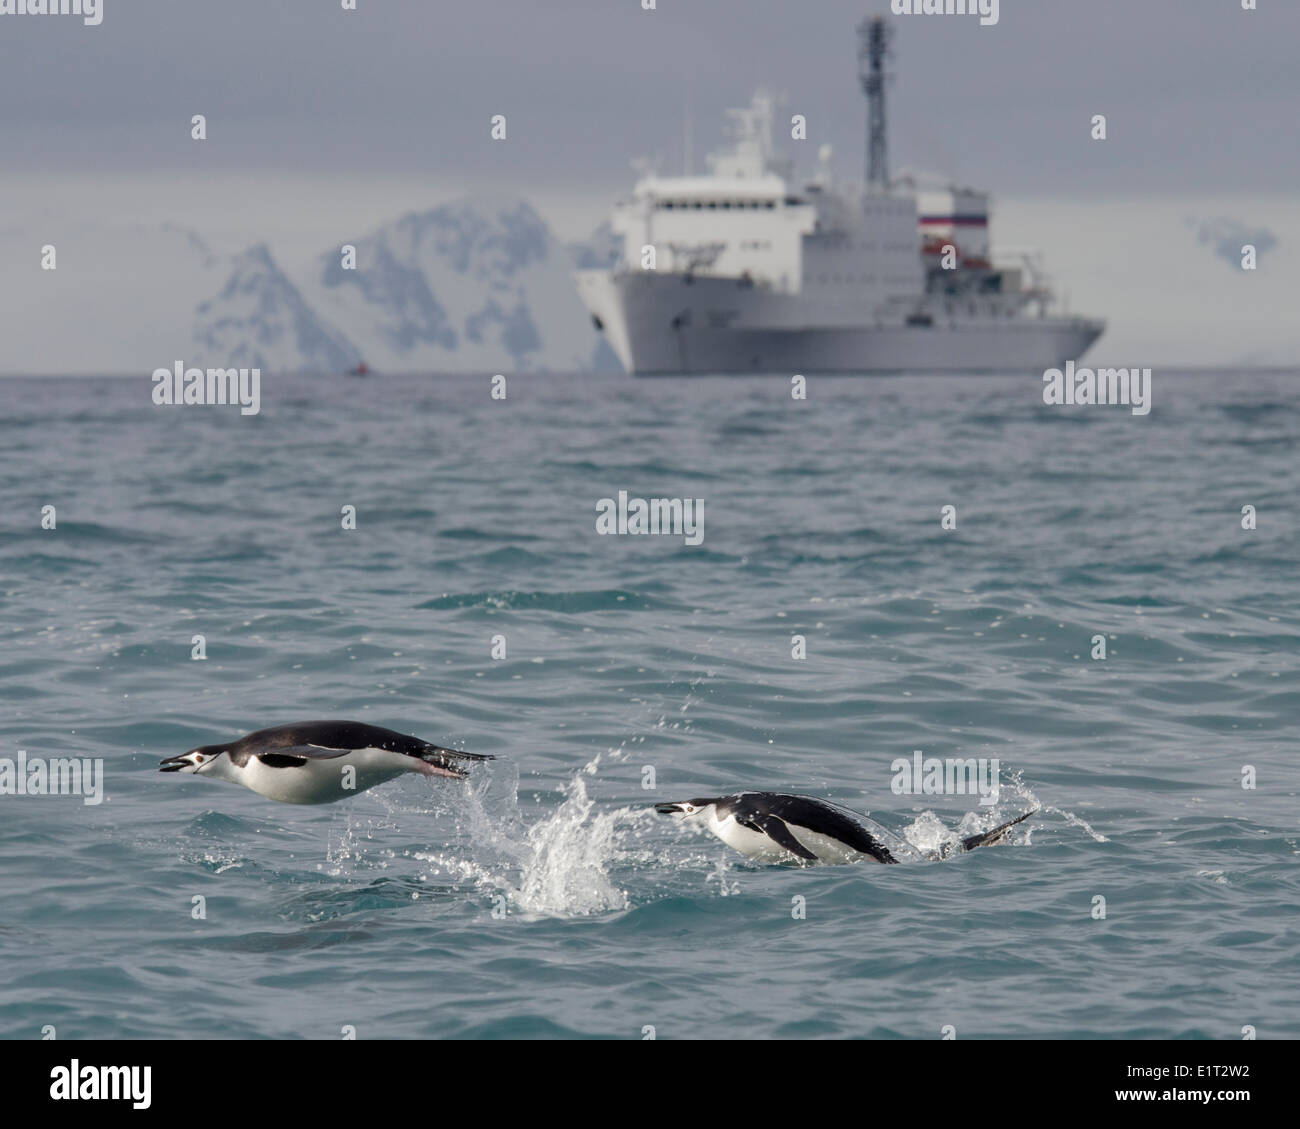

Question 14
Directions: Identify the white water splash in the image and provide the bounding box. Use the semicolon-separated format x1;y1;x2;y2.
414;754;639;918
1041;804;1108;843
900;810;963;858
1004;769;1108;843
513;772;629;915
323;809;400;875
898;771;1043;860
201;853;244;875
893;768;1102;858
705;857;741;896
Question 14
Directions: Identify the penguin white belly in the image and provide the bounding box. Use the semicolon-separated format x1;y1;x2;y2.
711;814;789;861
239;747;414;804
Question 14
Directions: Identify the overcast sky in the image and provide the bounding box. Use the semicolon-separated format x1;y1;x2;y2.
1;0;1295;365
3;0;1296;204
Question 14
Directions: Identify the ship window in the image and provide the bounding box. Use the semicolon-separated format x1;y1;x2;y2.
722;201;732;210
765;201;775;209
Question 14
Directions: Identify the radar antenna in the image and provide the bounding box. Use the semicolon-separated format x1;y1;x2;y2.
857;16;893;188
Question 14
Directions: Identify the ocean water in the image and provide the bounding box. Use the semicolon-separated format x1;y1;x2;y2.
1;370;1297;1040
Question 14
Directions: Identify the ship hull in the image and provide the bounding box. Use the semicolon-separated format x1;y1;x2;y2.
577;270;1104;375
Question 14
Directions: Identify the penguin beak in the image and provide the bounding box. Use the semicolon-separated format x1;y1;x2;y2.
159;752;203;774
415;747;489;780
655;802;689;816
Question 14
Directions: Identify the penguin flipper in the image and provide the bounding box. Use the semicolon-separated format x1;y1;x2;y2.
960;809;1038;852
745;814;819;862
255;746;352;768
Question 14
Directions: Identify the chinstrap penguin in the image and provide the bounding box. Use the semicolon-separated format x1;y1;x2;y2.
159;720;491;805
656;791;1036;865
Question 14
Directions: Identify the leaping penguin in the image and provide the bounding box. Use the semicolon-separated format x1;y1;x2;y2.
159;720;491;805
655;791;1036;865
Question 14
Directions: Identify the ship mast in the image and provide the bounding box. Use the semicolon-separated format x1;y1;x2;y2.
857;15;893;189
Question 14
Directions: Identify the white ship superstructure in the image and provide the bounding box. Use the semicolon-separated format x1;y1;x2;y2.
575;19;1103;375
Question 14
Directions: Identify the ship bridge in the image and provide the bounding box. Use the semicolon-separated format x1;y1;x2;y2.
611;93;816;291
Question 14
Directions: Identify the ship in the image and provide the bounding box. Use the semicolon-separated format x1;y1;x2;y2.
575;17;1104;375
